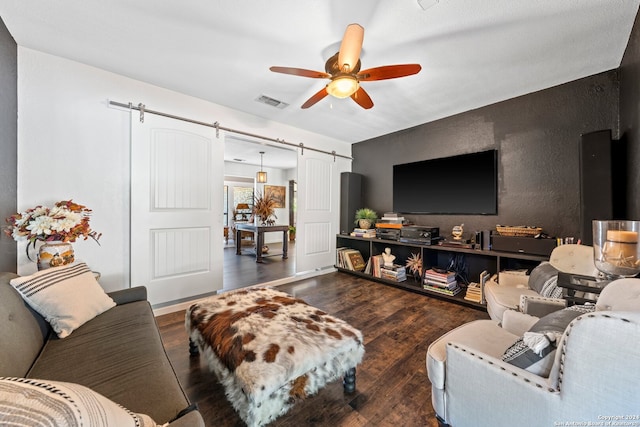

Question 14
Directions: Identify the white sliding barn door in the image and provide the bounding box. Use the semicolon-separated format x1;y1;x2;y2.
296;150;350;273
131;114;223;305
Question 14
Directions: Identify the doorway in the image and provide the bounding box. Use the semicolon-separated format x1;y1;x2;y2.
223;136;298;290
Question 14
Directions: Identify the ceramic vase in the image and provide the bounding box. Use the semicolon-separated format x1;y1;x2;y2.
358;219;372;229
37;241;75;270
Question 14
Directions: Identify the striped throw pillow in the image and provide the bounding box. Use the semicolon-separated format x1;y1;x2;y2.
10;262;115;338
0;377;161;427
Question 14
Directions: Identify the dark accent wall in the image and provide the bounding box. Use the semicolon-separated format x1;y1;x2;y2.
620;8;640;220
0;18;17;272
352;71;619;241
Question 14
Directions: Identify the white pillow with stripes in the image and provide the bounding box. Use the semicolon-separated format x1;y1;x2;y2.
10;262;115;338
0;377;162;427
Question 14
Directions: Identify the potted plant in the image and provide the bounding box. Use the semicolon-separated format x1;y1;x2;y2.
354;208;377;229
288;225;296;242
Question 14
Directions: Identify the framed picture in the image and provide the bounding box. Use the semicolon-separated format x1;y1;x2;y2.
265;185;286;208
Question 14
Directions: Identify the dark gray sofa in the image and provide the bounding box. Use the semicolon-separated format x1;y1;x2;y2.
0;272;204;426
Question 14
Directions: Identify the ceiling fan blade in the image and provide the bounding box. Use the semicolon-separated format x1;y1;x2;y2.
337;24;364;73
358;64;422;81
270;66;330;79
351;86;373;109
301;87;329;109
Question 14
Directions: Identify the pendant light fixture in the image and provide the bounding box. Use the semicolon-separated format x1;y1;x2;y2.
256;151;267;183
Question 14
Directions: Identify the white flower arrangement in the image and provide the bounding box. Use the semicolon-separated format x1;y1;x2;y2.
4;200;101;256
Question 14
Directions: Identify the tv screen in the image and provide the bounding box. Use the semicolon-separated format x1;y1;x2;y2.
393;150;498;215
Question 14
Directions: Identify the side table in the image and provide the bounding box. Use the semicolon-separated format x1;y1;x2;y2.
557;272;609;306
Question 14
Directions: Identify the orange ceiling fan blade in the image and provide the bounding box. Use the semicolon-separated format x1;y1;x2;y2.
337;23;364;73
351;86;373;109
270;66;330;79
301;87;329;109
358;64;422;81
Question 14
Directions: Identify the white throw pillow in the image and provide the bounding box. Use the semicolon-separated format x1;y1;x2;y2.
0;377;164;427
10;262;116;338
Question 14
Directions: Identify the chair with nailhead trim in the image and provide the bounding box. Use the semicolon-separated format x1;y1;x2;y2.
426;278;640;427
484;244;598;322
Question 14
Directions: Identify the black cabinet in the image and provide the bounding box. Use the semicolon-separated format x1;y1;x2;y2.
336;235;548;309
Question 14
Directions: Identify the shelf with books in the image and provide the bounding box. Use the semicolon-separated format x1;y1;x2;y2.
336;247;367;272
335;234;549;310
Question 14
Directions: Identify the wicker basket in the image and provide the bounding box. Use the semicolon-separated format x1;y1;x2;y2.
495;225;542;237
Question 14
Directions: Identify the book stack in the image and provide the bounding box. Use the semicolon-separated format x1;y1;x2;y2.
380;264;407;282
423;268;462;296
364;254;382;277
336;248;367;272
375;212;405;229
464;271;490;303
463;283;482;303
350;228;377;238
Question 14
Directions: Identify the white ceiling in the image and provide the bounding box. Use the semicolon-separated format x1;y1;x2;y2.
1;0;639;168
224;136;298;170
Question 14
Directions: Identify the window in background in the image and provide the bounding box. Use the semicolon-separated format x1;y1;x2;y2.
233;187;254;221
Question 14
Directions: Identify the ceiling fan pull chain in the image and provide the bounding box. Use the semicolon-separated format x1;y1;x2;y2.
138;103;145;123
213;121;220;138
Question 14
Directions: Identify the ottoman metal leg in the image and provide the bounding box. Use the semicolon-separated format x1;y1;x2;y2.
343;367;356;394
189;338;200;357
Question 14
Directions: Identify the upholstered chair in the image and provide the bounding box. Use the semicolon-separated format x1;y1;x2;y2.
484;244;597;322
426;278;640;427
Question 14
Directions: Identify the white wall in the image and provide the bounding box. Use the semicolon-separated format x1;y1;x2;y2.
17;47;350;292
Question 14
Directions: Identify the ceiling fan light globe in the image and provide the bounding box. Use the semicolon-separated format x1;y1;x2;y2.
327;76;359;99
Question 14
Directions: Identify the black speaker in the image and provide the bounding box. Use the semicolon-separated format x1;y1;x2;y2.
340;172;362;235
579;130;613;246
482;230;491;250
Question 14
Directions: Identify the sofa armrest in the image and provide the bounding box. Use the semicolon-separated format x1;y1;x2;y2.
501;310;539;336
107;286;148;305
519;294;566;318
497;271;530;287
167;410;205;427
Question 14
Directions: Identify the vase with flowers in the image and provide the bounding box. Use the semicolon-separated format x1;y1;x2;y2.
252;190;278;226
4;200;101;270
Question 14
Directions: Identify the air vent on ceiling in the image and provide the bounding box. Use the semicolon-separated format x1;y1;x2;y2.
417;0;438;10
255;95;289;109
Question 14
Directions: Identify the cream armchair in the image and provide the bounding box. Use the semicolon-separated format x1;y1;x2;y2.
426;278;640;427
484;244;598;322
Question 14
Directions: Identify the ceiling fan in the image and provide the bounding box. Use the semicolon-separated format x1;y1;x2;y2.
270;24;421;109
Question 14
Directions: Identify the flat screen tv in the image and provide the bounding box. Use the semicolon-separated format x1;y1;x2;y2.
393;150;498;215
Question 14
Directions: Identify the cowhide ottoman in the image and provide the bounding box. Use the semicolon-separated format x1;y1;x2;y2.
185;287;365;427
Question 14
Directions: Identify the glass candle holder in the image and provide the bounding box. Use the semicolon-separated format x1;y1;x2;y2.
593;220;640;279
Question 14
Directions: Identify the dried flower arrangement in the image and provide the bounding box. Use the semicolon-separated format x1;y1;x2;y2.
253;190;278;225
405;252;423;278
4;200;101;257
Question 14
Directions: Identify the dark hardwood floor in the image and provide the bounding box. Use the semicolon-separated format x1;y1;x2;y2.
157;272;489;426
223;240;296;291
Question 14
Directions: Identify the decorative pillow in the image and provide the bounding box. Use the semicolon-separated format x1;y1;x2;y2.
9;262;116;338
528;262;563;298
0;377;163;427
502;305;595;377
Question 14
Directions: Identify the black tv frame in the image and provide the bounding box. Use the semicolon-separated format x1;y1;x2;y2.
393;149;498;215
